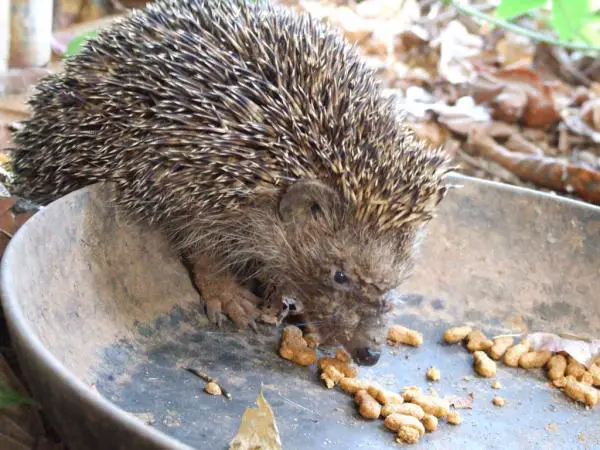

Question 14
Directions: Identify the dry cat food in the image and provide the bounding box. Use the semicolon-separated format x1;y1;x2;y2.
387;325;423;347
355;389;382;419
426;367;440;382
443;325;600;409
473;351;496;377
204;381;222;396
443;326;473;344
446;410;462;425
492;396;505;407
278;326;317;366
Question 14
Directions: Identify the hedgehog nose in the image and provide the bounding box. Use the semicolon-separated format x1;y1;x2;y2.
352;347;381;366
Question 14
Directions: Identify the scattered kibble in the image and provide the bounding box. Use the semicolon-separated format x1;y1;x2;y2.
409;394;450;418
566;357;587;378
204;381;222;396
473;350;497;377
381;403;425;419
401;386;423;403
278;326;317;366
339;377;372;394
488;336;514;360
503;340;530;367
384;413;425;436
519;351;552;369
367;385;404;405
563;378;599;408
355;389;381;419
426;367;441;382
466;330;493;352
422;414;438;433
447;410;462;425
443;326;472;344
387;325;423;347
546;354;568;381
491;381;502;389
396;426;421;444
492;396;505;407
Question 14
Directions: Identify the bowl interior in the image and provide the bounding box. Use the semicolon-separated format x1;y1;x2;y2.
3;176;600;450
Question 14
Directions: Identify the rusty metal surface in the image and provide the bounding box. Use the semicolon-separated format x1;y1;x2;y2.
1;173;599;450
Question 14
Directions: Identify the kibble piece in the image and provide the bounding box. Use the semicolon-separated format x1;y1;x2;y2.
318;356;357;378
552;375;575;389
473;350;497;377
401;386;423;402
546;354;567;380
563;378;599;408
488;336;514;360
204;381;222;396
367;385;403;405
447;410;462;425
396;426;420;444
422;414;438;433
492;396;505;406
589;364;600;386
355;390;381;419
503;340;531;367
381;403;425;419
426;367;440;382
339;377;371;394
466;330;493;352
491;381;502;389
519;351;552;369
579;372;594;386
566;357;587;378
443;326;472;344
321;364;345;389
409;394;450;418
384;413;425;436
279;326;317;366
387;325;423;347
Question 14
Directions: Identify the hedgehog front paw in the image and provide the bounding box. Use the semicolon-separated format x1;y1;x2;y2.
188;257;260;330
204;287;260;330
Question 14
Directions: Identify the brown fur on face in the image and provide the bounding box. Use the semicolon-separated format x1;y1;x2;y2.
243;179;426;365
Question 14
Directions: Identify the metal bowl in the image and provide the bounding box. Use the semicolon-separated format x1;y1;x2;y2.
2;174;599;450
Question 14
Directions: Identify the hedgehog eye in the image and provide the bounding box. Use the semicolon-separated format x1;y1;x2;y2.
333;271;348;284
310;202;322;217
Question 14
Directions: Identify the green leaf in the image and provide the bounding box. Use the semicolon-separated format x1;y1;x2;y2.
579;18;600;45
552;0;591;40
0;385;36;408
64;30;100;59
496;0;547;20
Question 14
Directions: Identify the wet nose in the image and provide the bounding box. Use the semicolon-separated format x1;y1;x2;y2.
352;347;382;366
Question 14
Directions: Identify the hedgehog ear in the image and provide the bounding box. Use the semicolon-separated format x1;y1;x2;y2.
279;180;340;225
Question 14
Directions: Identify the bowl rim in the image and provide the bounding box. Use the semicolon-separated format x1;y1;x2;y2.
1;174;599;449
0;184;193;450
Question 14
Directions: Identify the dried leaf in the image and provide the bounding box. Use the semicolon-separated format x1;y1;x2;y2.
468;129;600;204
433;20;483;84
229;388;282;450
527;332;600;368
445;393;474;409
490;68;560;128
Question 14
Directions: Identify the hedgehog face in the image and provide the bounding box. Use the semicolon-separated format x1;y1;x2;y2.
275;179;420;366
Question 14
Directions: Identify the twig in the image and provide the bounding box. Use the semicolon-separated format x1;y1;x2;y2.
182;367;232;400
447;0;600;53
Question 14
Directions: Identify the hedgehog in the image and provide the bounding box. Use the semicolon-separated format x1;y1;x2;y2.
9;0;453;366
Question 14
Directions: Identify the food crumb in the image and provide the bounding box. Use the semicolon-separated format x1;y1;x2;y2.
396;426;420;444
473;350;497;377
204;381;222;396
463;376;472;382
422;414;438;433
491;381;502;389
443;326;472;344
492;396;505;407
426;367;441;382
387;325;423;347
447;410;462;425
